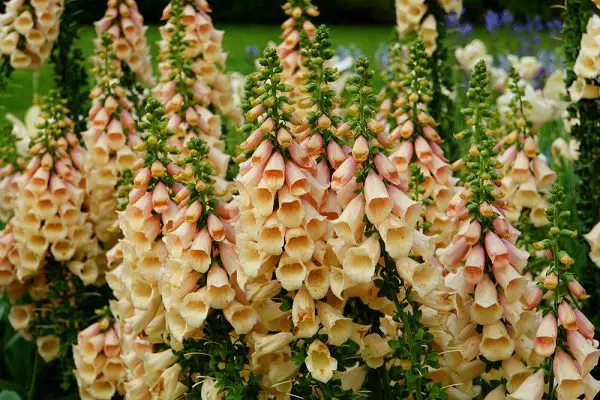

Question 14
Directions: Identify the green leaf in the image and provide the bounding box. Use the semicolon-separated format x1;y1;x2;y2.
0;391;21;400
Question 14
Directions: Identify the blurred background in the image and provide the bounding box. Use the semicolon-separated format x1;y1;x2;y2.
78;0;564;25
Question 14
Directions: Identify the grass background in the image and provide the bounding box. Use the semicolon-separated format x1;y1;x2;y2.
0;25;558;120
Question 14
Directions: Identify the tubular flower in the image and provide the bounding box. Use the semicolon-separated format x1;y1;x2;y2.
73;319;124;400
496;68;556;242
278;0;319;92
0;122;25;222
527;184;599;398
83;33;143;246
108;98;178;340
440;61;536;394
8;92;104;283
0;0;64;70
156;0;241;133
382;40;458;246
93;0;154;86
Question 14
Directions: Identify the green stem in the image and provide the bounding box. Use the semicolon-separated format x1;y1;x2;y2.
378;364;392;400
28;353;39;400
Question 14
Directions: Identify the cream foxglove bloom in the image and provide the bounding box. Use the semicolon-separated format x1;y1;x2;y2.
455;39;493;71
305;340;338;383
5;105;43;156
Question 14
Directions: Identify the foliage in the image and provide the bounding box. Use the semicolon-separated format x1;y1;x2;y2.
50;0;90;132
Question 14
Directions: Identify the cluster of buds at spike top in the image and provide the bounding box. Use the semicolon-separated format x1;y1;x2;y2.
157;0;241;126
568;14;600;102
437;61;540;399
497;67;557;228
0;0;64;70
394;0;461;55
2;92;104;285
93;0;155;87
384;39;457;244
295;25;345;170
279;0;318;89
73;316;125;400
83;33;143;246
0;122;25;221
527;184;600;400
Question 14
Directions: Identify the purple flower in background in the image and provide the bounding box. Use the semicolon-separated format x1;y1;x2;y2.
500;10;514;26
446;13;460;29
513;22;525;33
497;55;511;72
485;10;501;32
459;23;473;37
547;20;563;36
527;16;544;32
336;45;352;60
375;44;390;71
245;45;259;59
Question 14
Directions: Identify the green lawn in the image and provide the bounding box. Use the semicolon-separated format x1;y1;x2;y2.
0;24;557;120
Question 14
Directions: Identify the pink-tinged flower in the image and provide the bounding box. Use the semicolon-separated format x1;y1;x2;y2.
553;348;585;399
464;220;481;245
511;151;531;183
364;171;392;224
151;182;170;214
567;330;600;376
386;184;421;227
558;301;578;331
422;125;441;142
532;156;557;190
498;144;518;169
373;153;400;185
437;236;468;270
464;244;484;284
502;239;529;273
331;157;358;191
535;313;557;357
544;272;558;290
389;141;413;172
525;287;543;310
289;140;316;171
479;321;515;361
485;231;509;269
493;264;526;302
573;308;595;340
327;140;347;170
506;370;544;400
240;128;263;151
414;136;433;164
568;279;589;300
471;275;503;325
352;135;369;162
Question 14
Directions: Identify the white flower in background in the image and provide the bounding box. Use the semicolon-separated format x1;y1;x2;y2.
551;137;580;162
543;70;567;101
5;104;42;155
326;55;355;96
229;72;246;119
455;39;493;71
497;79;565;126
437;0;462;15
491;67;508;92
508;55;542;81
